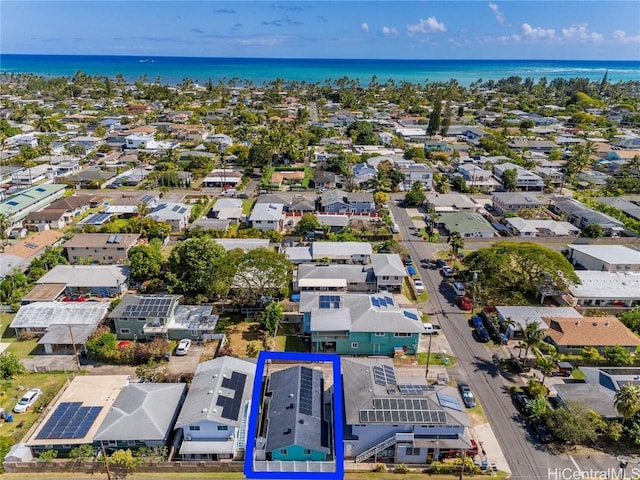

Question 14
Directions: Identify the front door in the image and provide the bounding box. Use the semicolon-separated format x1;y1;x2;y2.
373;343;380;354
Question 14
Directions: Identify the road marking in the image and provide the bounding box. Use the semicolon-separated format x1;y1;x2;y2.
569;455;582;473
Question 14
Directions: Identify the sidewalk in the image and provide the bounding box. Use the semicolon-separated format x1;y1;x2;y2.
473;423;512;475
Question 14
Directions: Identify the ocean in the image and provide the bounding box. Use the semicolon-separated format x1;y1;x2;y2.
1;54;639;86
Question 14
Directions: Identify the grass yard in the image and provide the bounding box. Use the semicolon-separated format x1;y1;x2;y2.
0;316;44;359
242;198;256;215
415;352;457;367
274;323;308;352
223;317;263;357
402;277;417;302
0;372;72;443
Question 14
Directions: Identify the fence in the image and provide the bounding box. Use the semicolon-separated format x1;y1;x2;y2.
4;460;244;474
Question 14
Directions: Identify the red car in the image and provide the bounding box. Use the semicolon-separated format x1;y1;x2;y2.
62;296;86;302
458;296;473;311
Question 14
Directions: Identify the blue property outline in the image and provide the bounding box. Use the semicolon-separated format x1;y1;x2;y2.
244;351;344;480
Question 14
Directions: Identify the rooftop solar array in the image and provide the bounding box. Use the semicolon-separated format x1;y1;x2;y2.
122;297;174;317
82;213;112;225
403;310;420;321
171;205;188;214
318;295;341;309
372;365;396;387
35;402;102;440
370;296;395;308
216;371;247;421
359;408;447;424
437;393;463;412
299;367;313;416
397;384;432;395
106;234;122;244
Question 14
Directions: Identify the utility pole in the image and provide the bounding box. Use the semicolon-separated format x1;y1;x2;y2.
459;448;466;480
470;270;481;309
425;330;433;382
68;325;80;370
101;442;112;480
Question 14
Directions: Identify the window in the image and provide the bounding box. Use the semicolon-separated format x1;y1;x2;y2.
120;329;130;334
406;448;420;456
189;425;200;431
374;332;385;337
394;333;411;337
280;449;287;455
351;342;358;349
217;425;228;431
304;449;311;455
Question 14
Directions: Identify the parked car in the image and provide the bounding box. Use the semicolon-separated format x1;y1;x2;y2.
458;296;473;311
13;388;42;413
175;339;192;356
403;256;413;266
435;259;447;268
457;382;476;408
553;361;574;377
511;391;531;414
414;280;424;292
529;417;553;443
392;223;400;234
451;281;466;296
422;323;442;335
442;266;455;278
472;316;490;343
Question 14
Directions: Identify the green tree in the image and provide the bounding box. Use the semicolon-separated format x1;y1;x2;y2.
404;182;426;207
69;444;96;462
518;321;547;359
109;449;138;479
536;355;558;384
581;346;603;362
294;213;321;236
614;384;640;421
0;352;24;380
346;121;378;145
452;175;467;192
502;168;518;192
434;174;451;194
403;146;426;161
604;345;634;366
373;191;390;206
38;449;58;462
427;97;442;137
448;231;464;260
526;378;548;399
581;223;603;238
166;237;229;298
547;401;598;446
232;248;292;306
258;302;283;337
246;341;260;358
127;242;164;282
527;395;553;419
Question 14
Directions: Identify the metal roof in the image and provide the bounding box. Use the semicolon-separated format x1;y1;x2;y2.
11;302;109;329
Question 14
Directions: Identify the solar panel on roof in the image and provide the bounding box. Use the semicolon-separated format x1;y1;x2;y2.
216;371;247;421
398;384;431;395
299;368;314;416
35;402;101;440
384;296;394;306
403;310;419;321
437;392;463;412
371;297;380;307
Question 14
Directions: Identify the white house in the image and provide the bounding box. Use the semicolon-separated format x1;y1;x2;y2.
125;133;155;149
249;203;285;231
399;164;433;190
147;202;193;232
566;245;640;272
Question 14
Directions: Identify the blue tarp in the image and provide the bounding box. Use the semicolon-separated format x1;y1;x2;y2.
291;294;301;302
407;266;417;275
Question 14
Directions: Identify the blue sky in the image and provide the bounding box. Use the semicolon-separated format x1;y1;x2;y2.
2;1;639;60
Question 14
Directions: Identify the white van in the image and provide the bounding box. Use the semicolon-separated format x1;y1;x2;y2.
392;223;400;234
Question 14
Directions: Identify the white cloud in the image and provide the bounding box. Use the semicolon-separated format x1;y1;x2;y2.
360;22;369;33
488;3;504;25
521;23;555;41
613;30;640;44
381;26;398;36
561;23;603;43
406;17;446;35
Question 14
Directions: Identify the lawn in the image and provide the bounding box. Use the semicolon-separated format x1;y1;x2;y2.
415;352;457;367
274;323;308;352
242;198;256;215
0;372;71;443
0;316;43;359
222;317;263;357
402;277;417;302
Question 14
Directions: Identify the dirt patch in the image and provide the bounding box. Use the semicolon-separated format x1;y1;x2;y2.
226;321;264;356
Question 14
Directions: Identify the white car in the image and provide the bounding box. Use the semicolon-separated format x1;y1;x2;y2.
442;266;455;278
451;281;466;296
13;388;42;413
175;339;192;356
414;280;425;292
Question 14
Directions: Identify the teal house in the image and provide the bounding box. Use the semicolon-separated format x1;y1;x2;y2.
299;293;423;355
265;366;331;462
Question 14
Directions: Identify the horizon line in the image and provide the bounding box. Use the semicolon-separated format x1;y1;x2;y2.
2;53;639;63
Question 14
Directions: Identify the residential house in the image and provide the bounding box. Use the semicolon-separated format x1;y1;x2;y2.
189;218;230;233
295;264;375;293
202;169;243;188
67;135;103;152
25;375;130;455
11;164;55;185
289;196;316;214
457;165;496;189
109;294;219;341
399;164;433;190
174;356;256;460
370;254;407;292
535;166;564;184
494;306;583;339
262;366;330;462
321;190;375;214
269;171;305;190
352;163;377;188
0;165;24;185
120;167;153;186
206;133;233;151
555;367;640;419
507;140;558;153
94;383;186;452
424;193;478;213
10;302;109;352
317;214;349;232
249;203;285;231
566;245;640;272
299;292;423;355
22;194;98;231
283;241;373;265
147;202;193;232
567;271;640;309
595;197;640;222
171;125;209;143
503;218;579;237
493;163;544;191
542;316;640;354
436;212;495;238
63;233;140;264
491;192;543;215
0;184;67;228
36;265;129;298
549;197;624;234
125;133;155;149
313;170;345;191
342;357;474;464
63;166;118;188
0;229;64;279
210;198;243;224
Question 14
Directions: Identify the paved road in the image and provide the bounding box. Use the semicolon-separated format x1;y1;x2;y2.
389;200;622;480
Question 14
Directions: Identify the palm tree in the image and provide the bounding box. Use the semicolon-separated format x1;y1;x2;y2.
448;231;464;261
625;154;640;176
0;213;10;241
614;384;640;421
518;321;547;360
536;355;558;384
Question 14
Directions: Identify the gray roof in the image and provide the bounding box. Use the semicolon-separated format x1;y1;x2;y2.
370;254;407;278
425;193;477;210
551;198;624;228
283;246;313;263
495;306;582;332
321;189;348;206
317;214;349;227
568;245;640;266
174;356;256;429
11;302;109;329
554;383;618;418
255;194;289;205
190;218;230;231
212;198;243;211
300;292;424;334
570;271;640;299
596;197;640;221
170;305;218;332
94;383;186;441
297;264;374;285
265;366;329;454
148;202;192;221
341;357;470;427
311;241;372;260
36;265;129;288
38;323;98;346
249;202;284;221
492;192;543;207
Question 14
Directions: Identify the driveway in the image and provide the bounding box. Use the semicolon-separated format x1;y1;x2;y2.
167;343;204;374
